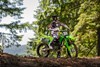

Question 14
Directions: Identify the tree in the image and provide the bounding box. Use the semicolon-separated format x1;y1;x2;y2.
0;0;24;19
0;0;31;52
72;0;100;56
28;0;100;57
97;27;100;56
28;0;82;56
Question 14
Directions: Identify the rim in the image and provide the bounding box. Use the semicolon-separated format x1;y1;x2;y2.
69;44;77;57
39;44;49;57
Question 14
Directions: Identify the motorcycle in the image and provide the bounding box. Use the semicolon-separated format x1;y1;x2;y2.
37;30;78;58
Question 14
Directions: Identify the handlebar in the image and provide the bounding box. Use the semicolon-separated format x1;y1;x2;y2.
48;28;69;35
48;28;67;32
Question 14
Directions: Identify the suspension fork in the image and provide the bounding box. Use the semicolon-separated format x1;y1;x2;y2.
59;36;70;51
64;38;71;52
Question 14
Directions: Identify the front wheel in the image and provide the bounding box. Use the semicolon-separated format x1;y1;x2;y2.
67;43;78;58
37;43;50;57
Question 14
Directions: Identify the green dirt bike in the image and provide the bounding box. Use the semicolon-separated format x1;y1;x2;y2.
37;30;78;58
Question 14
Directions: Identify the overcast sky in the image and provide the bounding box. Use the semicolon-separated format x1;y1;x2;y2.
19;0;39;45
0;0;39;45
1;0;39;24
22;0;39;23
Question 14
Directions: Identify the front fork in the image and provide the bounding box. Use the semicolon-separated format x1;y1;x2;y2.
64;38;71;56
64;39;71;51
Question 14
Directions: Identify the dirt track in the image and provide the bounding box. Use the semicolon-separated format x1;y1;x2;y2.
0;53;100;67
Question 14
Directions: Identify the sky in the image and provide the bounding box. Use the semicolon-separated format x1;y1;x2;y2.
21;0;39;23
0;0;39;45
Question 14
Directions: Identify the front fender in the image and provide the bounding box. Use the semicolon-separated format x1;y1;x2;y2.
41;35;53;43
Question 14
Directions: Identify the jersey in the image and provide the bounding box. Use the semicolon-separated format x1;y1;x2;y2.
51;20;61;29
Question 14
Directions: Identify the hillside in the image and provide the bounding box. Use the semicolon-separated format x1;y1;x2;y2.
3;45;27;55
0;53;100;67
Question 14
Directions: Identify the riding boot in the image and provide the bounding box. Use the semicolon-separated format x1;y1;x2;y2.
49;39;55;49
57;50;61;58
57;44;61;58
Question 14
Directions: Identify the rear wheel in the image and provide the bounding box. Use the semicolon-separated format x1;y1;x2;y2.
37;43;50;57
67;43;78;58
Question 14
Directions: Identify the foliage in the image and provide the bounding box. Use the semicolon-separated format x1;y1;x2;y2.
28;0;100;57
0;45;3;53
28;0;81;56
0;0;24;19
72;0;100;57
0;0;31;51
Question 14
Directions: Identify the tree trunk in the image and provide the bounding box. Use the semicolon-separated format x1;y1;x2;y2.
97;27;100;56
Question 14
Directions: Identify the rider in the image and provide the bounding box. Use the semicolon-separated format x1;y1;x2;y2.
48;15;69;57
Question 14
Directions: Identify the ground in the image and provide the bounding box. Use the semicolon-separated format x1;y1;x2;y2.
0;53;100;67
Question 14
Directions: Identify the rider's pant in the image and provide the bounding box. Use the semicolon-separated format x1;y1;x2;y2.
50;38;61;49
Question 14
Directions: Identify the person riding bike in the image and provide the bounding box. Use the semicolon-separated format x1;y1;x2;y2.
37;17;78;58
48;15;69;57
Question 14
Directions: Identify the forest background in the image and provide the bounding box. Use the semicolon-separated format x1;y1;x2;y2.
0;0;100;57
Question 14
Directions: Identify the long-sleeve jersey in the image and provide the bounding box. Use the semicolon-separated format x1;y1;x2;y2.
49;20;69;29
48;20;69;38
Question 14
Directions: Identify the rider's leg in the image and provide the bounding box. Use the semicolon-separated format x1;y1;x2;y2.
49;37;56;49
49;32;58;49
57;44;61;58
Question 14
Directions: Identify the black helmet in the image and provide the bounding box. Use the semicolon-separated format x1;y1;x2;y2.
52;15;58;20
52;15;58;18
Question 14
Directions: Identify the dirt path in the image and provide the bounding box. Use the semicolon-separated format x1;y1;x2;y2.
0;53;100;67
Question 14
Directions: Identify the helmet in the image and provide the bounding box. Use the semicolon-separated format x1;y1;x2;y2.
52;15;58;18
52;15;58;20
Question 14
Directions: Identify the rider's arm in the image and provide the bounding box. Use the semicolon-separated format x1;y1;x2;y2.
60;23;70;30
48;24;51;28
57;21;70;30
48;22;54;31
48;22;52;29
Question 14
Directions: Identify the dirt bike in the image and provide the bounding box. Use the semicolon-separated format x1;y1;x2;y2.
37;30;78;58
